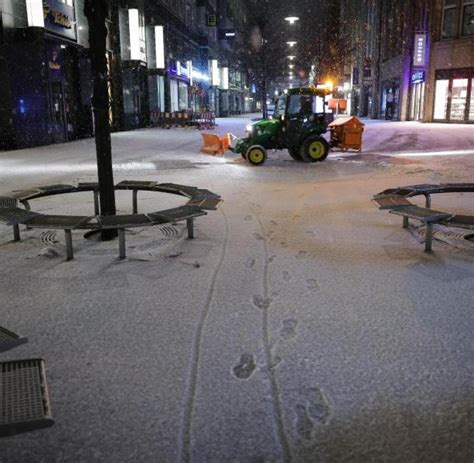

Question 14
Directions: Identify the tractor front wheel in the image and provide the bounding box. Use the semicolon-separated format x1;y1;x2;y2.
288;148;302;161
300;136;329;163
246;145;267;166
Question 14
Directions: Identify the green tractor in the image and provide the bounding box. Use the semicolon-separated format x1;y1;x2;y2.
231;87;333;166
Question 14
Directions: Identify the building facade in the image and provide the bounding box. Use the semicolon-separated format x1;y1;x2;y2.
0;0;94;149
338;0;473;123
425;0;474;122
0;0;253;150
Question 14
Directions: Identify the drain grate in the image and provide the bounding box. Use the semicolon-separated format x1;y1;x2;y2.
412;225;474;250
40;231;59;246
158;225;179;237
0;359;54;436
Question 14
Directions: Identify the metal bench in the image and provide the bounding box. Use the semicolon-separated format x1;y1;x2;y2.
389;206;453;252
373;183;474;252
0;181;222;261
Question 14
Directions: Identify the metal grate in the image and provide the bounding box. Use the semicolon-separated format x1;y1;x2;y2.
0;359;54;437
193;189;222;200
0;326;27;353
187;198;222;210
0;208;41;226
0;197;17;209
116;180;157;190
148;206;206;223
372;195;413;210
390;206;452;223
155;183;198;198
27;215;92;229
99;214;151;228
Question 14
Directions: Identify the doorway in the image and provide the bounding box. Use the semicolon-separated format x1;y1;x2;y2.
50;81;67;143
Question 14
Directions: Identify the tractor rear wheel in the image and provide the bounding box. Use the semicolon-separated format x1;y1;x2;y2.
288;148;302;161
246;145;267;166
300;136;329;163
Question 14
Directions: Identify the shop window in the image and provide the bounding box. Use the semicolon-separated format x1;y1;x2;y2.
178;82;189;111
450;78;468;120
442;0;459;38
434;79;449;119
170;80;179;112
470;79;474;120
462;2;474;35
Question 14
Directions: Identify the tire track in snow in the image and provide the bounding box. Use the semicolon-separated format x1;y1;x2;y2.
178;206;230;463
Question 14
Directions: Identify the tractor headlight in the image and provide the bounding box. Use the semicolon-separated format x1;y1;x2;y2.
245;124;253;137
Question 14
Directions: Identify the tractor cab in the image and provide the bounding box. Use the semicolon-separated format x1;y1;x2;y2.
233;87;332;166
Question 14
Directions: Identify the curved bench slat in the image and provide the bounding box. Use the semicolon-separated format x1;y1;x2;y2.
27;215;93;230
99;214;152;228
389;205;452;223
0;208;42;226
444;215;474;229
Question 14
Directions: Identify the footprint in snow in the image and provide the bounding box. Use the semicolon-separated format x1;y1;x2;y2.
232;353;257;380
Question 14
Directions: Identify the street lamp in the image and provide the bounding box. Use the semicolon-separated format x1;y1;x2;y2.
286;41;297;47
284;16;299;25
287;55;295;60
288;64;294;69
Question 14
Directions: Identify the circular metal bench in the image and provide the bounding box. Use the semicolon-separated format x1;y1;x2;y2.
0;181;222;260
373;183;474;252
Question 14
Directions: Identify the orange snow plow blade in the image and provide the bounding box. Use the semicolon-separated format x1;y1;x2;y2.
200;133;232;155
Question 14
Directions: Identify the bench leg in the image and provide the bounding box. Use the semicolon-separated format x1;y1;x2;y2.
13;224;20;241
65;230;74;261
425;194;431;209
133;190;138;214
118;229;126;259
424;223;433;252
93;191;100;216
187;218;194;239
403;216;409;229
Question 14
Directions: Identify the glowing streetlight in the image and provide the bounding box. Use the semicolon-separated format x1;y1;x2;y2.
288;64;294;69
284;16;299;25
287;55;295;60
286;41;297;47
325;79;334;92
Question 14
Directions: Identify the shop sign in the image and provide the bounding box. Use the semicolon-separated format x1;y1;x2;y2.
43;0;77;41
413;34;426;67
168;59;190;81
47;45;63;78
411;71;425;84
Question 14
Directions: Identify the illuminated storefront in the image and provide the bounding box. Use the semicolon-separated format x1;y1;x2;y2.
410;71;426;121
433;68;474;122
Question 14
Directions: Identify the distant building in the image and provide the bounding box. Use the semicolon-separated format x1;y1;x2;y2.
425;0;474;123
338;0;473;123
0;0;93;149
0;0;254;150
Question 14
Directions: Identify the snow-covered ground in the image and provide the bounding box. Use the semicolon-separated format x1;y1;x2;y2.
1;116;473;462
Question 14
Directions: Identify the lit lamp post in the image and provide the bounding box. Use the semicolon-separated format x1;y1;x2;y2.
286;41;297;47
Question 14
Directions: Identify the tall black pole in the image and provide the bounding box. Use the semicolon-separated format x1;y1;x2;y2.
85;0;117;239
